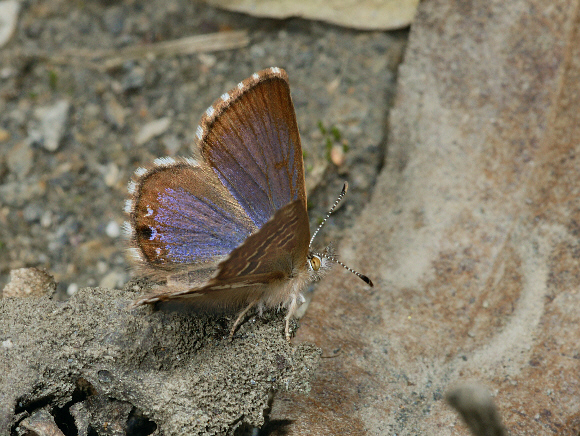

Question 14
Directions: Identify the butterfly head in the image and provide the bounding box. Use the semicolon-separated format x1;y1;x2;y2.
308;254;322;272
306;245;335;282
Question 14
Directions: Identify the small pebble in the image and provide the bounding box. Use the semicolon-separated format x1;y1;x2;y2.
99;271;123;289
2;339;13;349
0;128;10;141
106;220;120;238
103;6;125;35
67;283;79;296
83;102;100;119
2;267;56;298
97;261;108;274
121;66;145;92
104;93;126;129
326;77;340;94
0;0;20;48
6;141;33;177
135;117;171;146
98;369;113;383
330;144;346;166
40;210;53;228
103;163;120;187
249;45;265;58
30;100;70;152
23;203;43;223
198;53;217;68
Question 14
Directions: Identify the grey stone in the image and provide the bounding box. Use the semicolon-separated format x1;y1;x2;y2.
22;203;43;223
103;93;126;129
6;141;33;178
30;100;70;152
0;0;20;48
121;66;145;92
135;117;171;146
0;179;46;207
1;267;56;298
103;6;125;36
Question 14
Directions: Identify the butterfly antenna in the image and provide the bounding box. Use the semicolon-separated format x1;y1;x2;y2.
318;252;374;287
309;182;348;247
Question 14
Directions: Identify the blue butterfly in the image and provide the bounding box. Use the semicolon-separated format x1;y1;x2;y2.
125;67;372;341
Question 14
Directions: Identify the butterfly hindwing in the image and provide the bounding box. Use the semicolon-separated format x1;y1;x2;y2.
134;200;310;305
129;160;257;272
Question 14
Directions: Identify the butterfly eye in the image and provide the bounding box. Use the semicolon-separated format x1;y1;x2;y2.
309;255;321;271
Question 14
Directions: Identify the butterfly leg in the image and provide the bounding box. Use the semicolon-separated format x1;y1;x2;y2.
229;299;259;341
284;294;302;342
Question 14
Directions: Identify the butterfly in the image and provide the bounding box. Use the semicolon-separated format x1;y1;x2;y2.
125;67;372;341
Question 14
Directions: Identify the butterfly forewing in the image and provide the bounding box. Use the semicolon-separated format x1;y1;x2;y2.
198;69;306;229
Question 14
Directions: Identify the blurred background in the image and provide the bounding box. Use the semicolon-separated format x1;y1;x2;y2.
0;0;411;296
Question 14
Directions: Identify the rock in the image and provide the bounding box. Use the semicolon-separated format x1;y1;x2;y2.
135;117;171;146
121;66;145;92
103;6;125;36
0;128;10;142
103;93;126;129
0;179;46;207
83;396;132;436
18;408;65;436
103;162;120;187
270;1;580;434
66;283;79;296
29;100;70;152
40;210;53;228
6;140;33;178
330;144;345;166
0;287;320;435
1;339;13;349
0;0;20;48
99;271;125;289
2;268;56;298
23;203;44;223
105;220;121;238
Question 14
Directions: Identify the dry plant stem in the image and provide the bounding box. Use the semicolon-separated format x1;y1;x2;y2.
14;31;249;70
